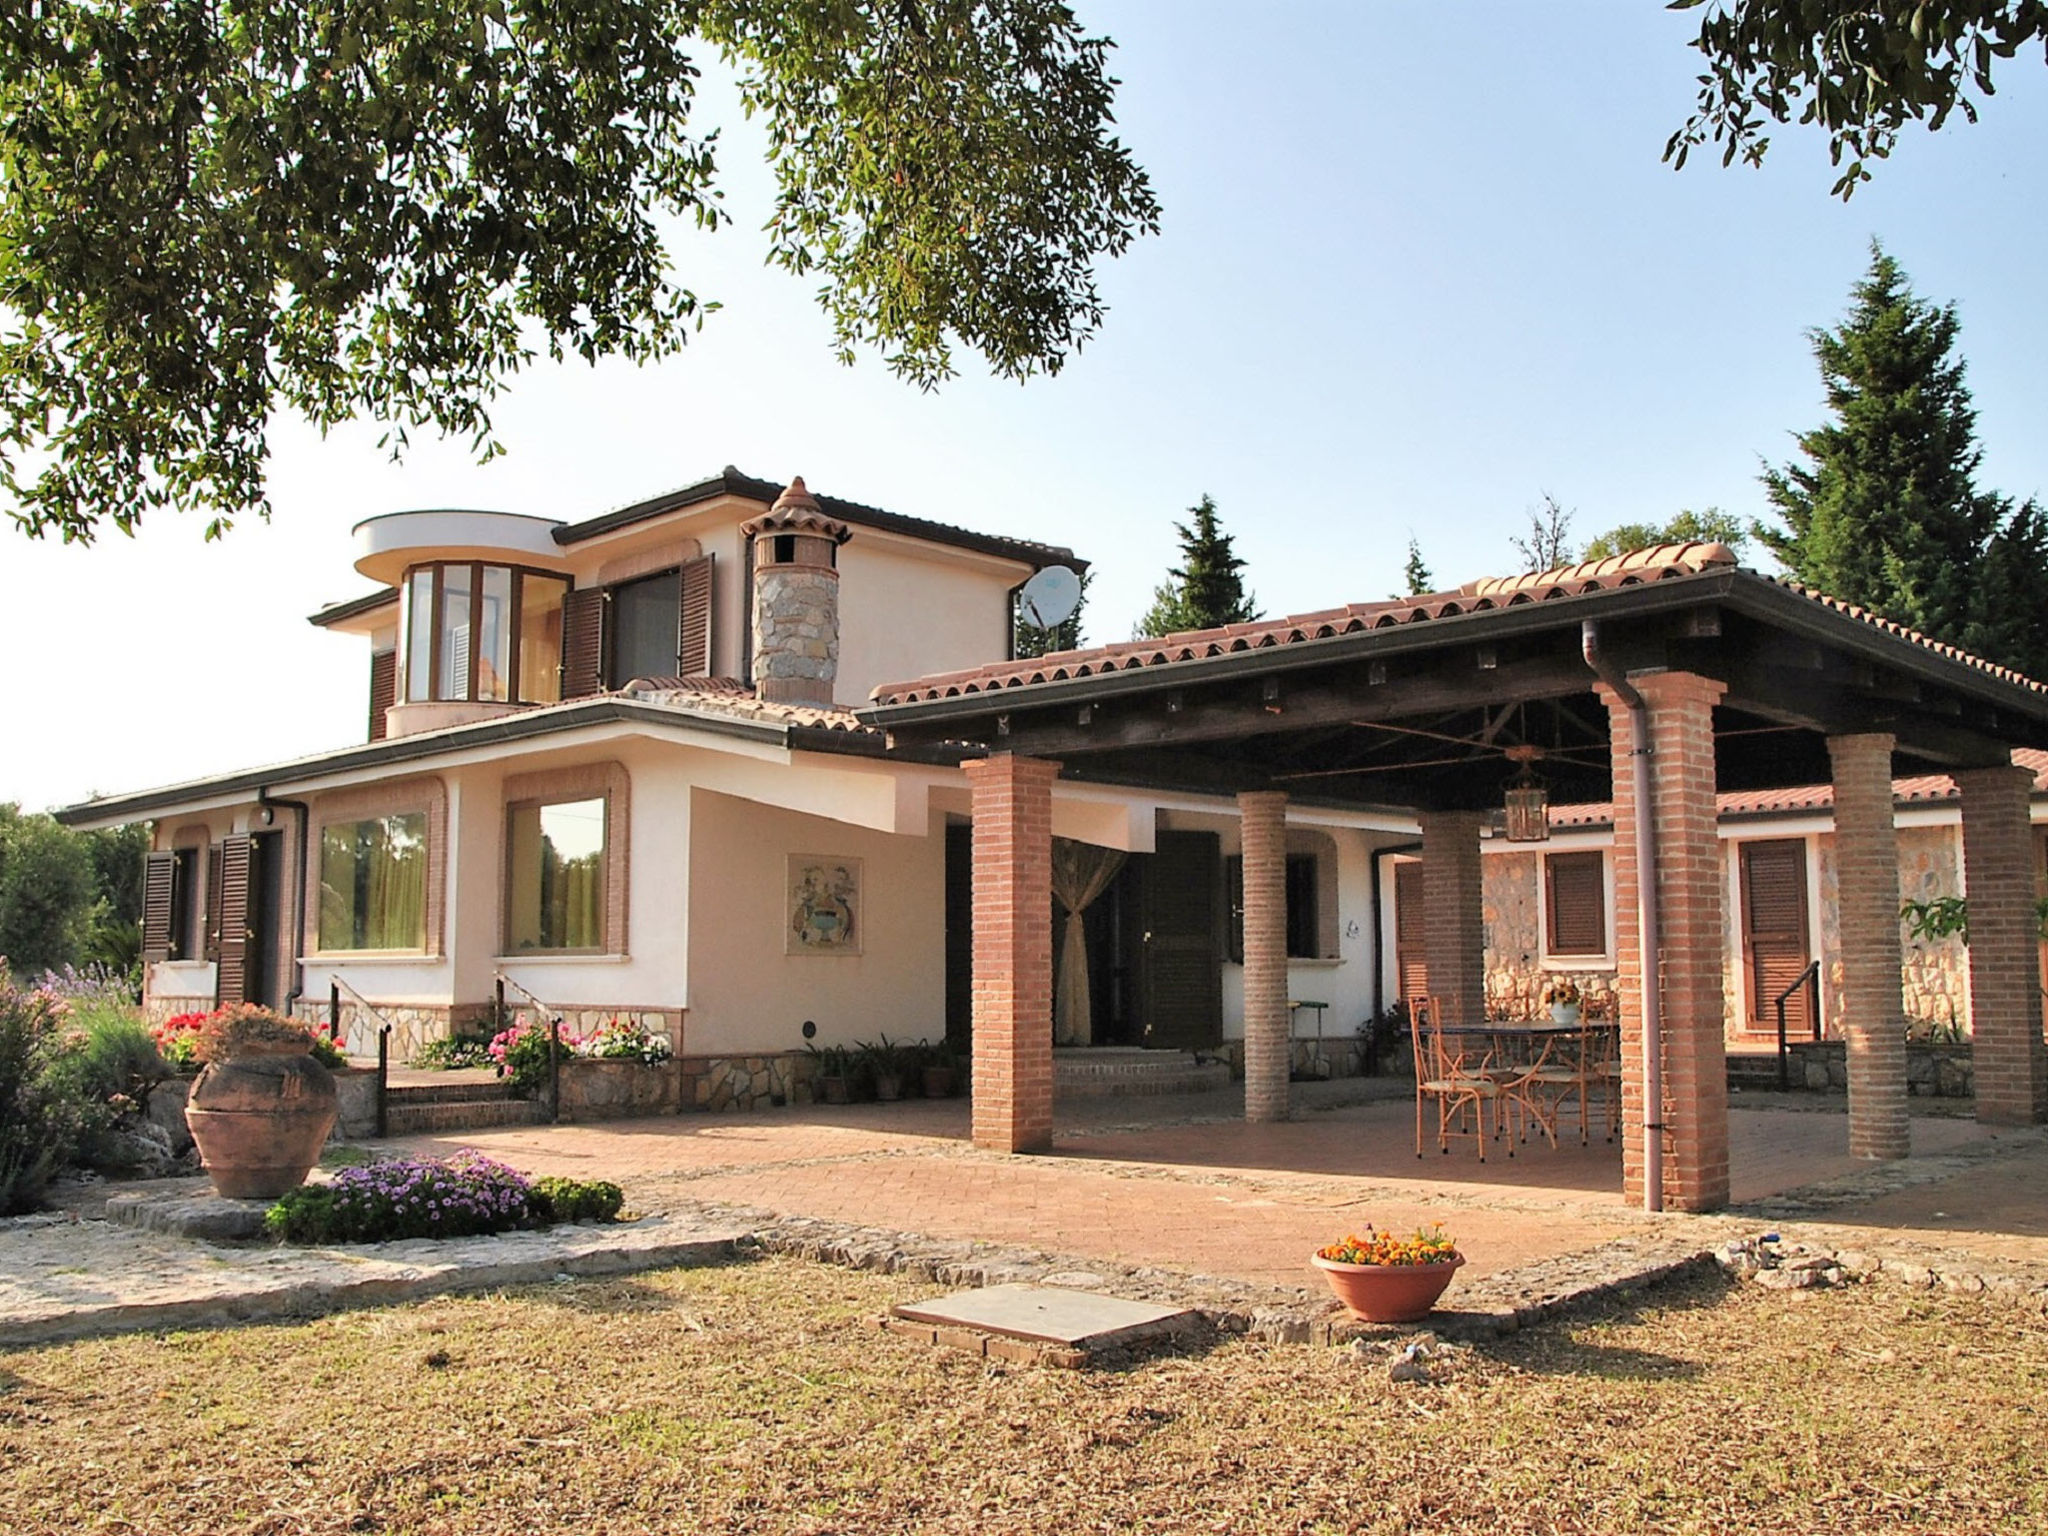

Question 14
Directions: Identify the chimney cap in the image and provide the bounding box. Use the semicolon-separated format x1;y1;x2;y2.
742;476;852;543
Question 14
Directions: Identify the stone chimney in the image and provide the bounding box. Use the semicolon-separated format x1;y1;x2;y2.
741;477;853;706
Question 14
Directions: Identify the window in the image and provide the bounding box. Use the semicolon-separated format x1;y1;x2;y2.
1543;850;1607;958
318;814;428;951
608;568;683;686
169;847;200;960
1226;834;1339;962
505;797;608;952
401;562;569;704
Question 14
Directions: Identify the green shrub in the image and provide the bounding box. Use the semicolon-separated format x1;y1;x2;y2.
410;1035;496;1071
0;968;91;1214
530;1175;624;1224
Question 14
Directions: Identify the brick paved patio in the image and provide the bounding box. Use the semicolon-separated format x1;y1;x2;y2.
386;1083;2013;1293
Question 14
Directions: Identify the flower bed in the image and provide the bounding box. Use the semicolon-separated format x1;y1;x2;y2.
264;1151;624;1244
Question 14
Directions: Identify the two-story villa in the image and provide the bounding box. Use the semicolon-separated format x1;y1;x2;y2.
63;469;1414;1107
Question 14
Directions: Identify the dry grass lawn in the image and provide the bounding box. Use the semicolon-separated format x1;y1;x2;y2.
3;1257;2044;1534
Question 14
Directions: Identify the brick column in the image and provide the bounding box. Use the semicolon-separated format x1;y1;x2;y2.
1418;809;1487;1029
1828;733;1909;1159
965;753;1060;1153
1238;790;1291;1123
1599;671;1730;1212
1955;763;2048;1125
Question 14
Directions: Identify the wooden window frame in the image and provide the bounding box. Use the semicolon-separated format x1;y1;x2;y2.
1225;829;1341;963
399;561;567;705
498;762;632;958
303;778;448;958
1541;848;1611;963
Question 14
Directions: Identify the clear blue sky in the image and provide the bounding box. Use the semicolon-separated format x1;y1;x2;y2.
6;2;2046;813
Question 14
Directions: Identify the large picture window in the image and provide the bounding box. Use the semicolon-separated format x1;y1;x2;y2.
401;562;568;705
505;797;609;952
318;813;428;951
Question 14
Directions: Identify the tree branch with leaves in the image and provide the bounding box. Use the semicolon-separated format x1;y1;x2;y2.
0;1;1159;543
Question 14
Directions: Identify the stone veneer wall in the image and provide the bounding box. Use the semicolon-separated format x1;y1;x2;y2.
753;564;840;704
291;1000;494;1062
1480;849;1619;1022
143;994;215;1026
683;1051;816;1111
1894;824;1970;1033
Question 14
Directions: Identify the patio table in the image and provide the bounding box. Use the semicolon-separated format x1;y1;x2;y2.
1432;1022;1620;1147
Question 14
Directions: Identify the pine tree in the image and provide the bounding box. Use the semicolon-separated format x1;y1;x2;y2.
1400;537;1434;597
1758;243;2005;651
1136;495;1259;637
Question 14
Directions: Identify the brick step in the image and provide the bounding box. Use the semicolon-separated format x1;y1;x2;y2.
384;1078;525;1106
381;1097;549;1135
1053;1049;1233;1099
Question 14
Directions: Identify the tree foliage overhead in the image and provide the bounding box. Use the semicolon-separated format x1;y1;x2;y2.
1136;494;1258;638
0;1;1159;543
1581;507;1750;562
1758;241;2048;677
1666;1;2048;198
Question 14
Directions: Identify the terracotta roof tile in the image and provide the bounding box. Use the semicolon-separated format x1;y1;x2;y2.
619;676;875;734
1540;748;2048;830
871;542;1739;705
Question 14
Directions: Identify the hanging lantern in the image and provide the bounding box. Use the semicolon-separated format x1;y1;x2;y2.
1501;746;1550;843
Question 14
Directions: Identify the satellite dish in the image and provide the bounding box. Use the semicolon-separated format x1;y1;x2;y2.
1017;564;1081;630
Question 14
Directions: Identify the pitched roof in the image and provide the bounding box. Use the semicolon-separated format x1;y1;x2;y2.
1542;748;2048;830
871;542;1741;705
618;676;876;735
551;465;1084;572
869;541;2048;707
308;587;400;628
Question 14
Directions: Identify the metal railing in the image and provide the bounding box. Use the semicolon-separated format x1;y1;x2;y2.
329;974;401;1136
1774;960;1824;1092
495;972;566;1123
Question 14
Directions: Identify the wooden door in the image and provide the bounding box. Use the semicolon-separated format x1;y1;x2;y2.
1134;831;1222;1050
1393;861;1428;1017
943;822;973;1050
1740;839;1812;1034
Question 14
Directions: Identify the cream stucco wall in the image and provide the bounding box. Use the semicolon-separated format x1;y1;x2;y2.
683;787;947;1056
833;533;1022;705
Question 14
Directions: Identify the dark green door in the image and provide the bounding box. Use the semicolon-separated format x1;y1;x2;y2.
1134;830;1223;1050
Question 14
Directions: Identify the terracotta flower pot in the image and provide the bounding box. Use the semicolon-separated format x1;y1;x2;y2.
1312;1253;1465;1323
185;1040;339;1200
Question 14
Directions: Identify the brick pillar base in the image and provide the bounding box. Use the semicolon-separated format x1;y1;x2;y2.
1601;671;1730;1212
1418;809;1486;1028
1829;733;1909;1159
1239;791;1291;1123
965;753;1060;1153
1956;763;2048;1125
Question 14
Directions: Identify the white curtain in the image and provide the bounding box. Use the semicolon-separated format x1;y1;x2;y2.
1052;839;1127;1046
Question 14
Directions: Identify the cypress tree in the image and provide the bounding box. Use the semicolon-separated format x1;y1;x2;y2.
1136;495;1259;637
1758;243;2008;653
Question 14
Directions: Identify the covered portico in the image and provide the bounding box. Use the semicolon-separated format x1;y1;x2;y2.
867;545;2048;1213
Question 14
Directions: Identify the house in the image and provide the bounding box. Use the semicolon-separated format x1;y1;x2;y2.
61;501;2048;1212
59;470;1416;1108
1381;751;2048;1046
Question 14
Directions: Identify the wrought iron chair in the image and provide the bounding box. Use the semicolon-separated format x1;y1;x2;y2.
1412;996;1509;1161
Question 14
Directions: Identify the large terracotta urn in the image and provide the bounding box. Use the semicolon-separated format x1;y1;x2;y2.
186;1039;339;1199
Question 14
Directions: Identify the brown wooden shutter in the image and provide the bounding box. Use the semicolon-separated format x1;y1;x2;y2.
1741;839;1811;1032
368;649;396;741
677;553;715;677
142;852;177;965
213;835;254;1006
1136;831;1223;1049
563;586;607;696
1394;862;1429;1015
1545;851;1607;956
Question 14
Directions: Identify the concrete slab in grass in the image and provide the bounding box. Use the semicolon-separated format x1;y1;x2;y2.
894;1283;1198;1352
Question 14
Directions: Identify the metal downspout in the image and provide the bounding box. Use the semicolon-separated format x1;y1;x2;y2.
1582;623;1664;1213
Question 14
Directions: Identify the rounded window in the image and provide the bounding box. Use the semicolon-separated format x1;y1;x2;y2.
401;562;568;705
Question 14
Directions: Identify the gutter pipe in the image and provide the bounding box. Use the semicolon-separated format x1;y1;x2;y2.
1581;622;1664;1213
257;791;312;1017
